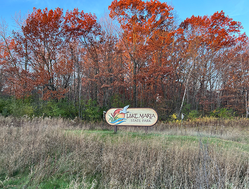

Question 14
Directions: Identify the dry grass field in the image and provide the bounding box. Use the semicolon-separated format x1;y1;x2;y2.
1;116;249;188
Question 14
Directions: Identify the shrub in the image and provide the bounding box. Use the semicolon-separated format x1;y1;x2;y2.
188;110;200;119
210;108;235;118
170;113;178;121
8;99;34;117
83;99;102;121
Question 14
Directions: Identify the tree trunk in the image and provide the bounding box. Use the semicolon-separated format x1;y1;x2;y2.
179;60;195;116
133;59;137;107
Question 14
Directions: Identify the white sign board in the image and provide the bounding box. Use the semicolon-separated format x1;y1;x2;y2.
105;106;158;126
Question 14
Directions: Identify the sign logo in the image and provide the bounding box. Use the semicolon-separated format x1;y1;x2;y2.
108;105;129;125
106;105;158;126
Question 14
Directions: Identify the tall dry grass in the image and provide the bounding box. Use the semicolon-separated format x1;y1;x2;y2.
0;116;249;188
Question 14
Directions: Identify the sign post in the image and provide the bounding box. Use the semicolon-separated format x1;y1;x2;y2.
114;125;117;134
105;105;158;133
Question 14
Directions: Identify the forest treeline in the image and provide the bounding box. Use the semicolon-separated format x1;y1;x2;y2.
0;0;249;120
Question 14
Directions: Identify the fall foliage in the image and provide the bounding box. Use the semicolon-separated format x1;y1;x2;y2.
0;0;248;119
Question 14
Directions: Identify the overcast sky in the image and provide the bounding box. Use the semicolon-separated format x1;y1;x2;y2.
1;0;248;36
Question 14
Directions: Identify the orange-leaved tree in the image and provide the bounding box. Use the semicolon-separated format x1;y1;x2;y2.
64;8;102;103
109;0;174;107
178;11;245;114
13;7;71;100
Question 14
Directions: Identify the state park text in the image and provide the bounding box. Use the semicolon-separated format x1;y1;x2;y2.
127;113;156;122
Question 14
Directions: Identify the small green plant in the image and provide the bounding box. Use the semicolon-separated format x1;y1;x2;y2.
188;110;200;119
170;113;177;121
0;98;11;117
38;100;64;117
9;99;34;117
210;108;234;118
83;99;102;121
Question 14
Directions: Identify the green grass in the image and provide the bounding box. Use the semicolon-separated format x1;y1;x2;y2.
0;171;102;189
65;129;249;154
0;172;30;189
38;177;71;189
1;176;71;189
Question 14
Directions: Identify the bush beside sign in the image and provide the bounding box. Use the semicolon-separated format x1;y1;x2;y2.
105;106;158;126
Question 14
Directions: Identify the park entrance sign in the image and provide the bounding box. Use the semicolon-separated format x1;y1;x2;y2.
105;105;158;127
